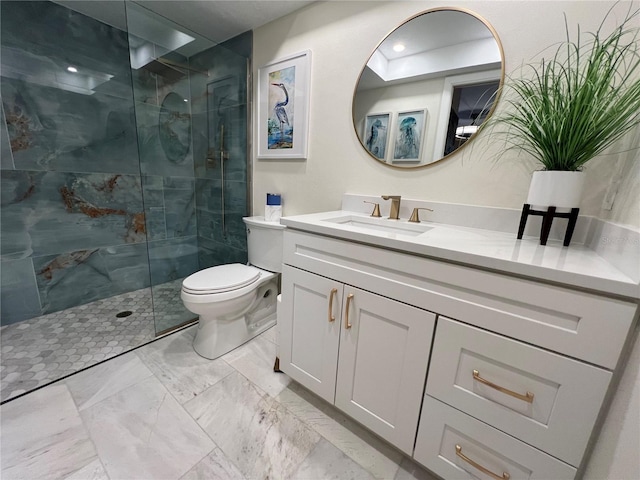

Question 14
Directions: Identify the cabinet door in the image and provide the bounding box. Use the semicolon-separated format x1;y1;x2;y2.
279;265;342;403
335;286;436;455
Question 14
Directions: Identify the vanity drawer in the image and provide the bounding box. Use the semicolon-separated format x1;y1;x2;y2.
426;318;612;467
414;396;577;479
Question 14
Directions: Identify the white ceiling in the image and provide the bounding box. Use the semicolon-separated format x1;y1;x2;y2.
359;10;501;91
54;0;315;44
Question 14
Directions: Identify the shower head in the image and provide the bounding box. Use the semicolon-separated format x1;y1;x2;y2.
142;58;187;82
141;57;209;81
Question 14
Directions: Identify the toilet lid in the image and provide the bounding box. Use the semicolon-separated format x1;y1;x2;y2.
182;264;260;294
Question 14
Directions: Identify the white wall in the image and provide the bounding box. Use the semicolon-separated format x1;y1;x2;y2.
253;1;640;478
252;0;639;228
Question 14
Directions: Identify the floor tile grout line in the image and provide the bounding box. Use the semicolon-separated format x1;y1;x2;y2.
175;446;221;480
1;278;191;403
72;368;211;480
70;354;155;413
130;328;245;474
178;370;251;479
219;354;378;477
110;354;220;480
72;403;111;480
0;321;193;406
270;384;404;480
1;327;426;480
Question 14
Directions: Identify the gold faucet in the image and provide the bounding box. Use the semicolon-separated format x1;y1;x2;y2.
381;195;401;220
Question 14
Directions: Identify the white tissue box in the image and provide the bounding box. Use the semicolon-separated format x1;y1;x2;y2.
265;205;282;222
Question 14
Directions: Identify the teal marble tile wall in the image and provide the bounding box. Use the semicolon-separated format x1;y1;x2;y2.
190;33;251;270
1;171;145;259
32;242;151;314
0;1;251;327
0;258;42;323
130;62;195;178
148;236;199;285
1;1;138;174
0;1;152;325
128;35;200;329
1;104;13;170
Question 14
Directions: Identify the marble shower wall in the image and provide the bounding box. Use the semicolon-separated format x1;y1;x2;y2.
0;1;152;326
190;32;252;270
127;31;252;331
128;40;199;322
1;2;186;326
0;1;251;327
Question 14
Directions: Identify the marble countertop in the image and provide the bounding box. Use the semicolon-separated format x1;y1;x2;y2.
280;210;640;300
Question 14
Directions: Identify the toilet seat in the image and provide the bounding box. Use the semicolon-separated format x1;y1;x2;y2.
182;264;261;295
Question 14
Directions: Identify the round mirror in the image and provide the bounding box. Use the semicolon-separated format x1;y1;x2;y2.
353;8;504;168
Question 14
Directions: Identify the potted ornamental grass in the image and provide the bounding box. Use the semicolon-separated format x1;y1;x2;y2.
485;7;640;210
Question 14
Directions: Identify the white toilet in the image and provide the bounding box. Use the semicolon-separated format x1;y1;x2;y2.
181;216;285;359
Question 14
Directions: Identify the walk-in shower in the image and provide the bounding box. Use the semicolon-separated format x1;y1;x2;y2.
0;0;251;402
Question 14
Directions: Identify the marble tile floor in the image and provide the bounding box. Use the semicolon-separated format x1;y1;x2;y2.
1;279;193;403
0;325;438;480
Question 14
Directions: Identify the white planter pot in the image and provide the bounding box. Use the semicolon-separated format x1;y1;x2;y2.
526;171;585;209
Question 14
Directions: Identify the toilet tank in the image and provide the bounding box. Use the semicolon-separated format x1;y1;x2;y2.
243;216;286;273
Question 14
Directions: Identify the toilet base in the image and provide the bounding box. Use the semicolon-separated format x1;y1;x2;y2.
193;312;276;360
191;279;278;360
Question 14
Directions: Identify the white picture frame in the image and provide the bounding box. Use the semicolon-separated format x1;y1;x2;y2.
257;50;311;159
392;109;427;163
362;112;391;161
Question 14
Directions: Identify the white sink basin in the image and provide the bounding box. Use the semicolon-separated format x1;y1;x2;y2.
324;215;432;237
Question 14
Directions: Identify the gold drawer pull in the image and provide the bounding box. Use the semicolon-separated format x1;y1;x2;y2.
473;370;534;403
328;288;338;322
345;293;354;329
456;444;510;480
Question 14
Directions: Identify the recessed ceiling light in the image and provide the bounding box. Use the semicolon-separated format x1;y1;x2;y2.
393;43;405;53
67;66;78;73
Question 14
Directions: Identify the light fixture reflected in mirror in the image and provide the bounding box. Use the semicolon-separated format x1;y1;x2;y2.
455;125;478;139
352;7;504;169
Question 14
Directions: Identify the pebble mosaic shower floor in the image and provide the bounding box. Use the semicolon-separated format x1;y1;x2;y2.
0;278;193;402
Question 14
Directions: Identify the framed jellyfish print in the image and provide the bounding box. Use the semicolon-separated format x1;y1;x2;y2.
363;113;391;161
257;50;311;159
392;109;427;163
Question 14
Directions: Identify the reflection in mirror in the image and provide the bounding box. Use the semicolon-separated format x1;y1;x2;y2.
159;91;192;164
353;8;504;168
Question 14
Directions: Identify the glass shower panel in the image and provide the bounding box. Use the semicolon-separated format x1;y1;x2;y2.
191;35;251;272
0;0;252;403
125;2;205;335
0;0;154;402
124;3;251;335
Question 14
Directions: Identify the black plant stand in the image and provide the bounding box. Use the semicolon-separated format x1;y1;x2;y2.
517;204;580;246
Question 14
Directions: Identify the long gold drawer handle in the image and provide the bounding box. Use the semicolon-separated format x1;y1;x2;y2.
456;444;510;480
345;293;354;329
473;370;534;403
328;288;338;322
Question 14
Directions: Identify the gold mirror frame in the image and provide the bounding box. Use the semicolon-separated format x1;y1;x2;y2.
352;7;505;169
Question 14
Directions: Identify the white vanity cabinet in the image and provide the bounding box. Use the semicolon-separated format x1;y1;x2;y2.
423;318;612;467
279;264;436;454
278;228;638;479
